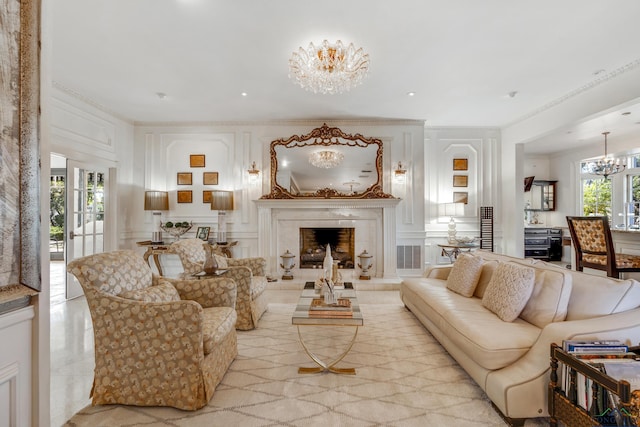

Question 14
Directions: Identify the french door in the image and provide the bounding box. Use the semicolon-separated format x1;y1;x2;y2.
65;160;109;299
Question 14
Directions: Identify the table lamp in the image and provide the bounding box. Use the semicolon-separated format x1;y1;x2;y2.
144;190;169;243
211;190;234;244
439;202;465;243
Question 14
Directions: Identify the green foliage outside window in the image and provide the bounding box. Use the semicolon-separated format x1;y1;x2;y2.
582;178;611;217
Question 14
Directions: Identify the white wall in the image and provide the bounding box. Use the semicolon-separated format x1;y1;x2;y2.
131;121;426;270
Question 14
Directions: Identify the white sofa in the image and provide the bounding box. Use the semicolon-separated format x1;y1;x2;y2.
400;251;640;426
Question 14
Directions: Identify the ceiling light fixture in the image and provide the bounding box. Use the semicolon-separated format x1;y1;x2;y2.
309;150;344;168
288;39;370;94
587;131;626;179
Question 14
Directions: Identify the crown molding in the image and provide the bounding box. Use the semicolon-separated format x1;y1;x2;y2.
52;81;134;124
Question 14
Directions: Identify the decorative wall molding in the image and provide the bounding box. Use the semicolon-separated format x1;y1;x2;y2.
52;81;134;123
135;119;426;128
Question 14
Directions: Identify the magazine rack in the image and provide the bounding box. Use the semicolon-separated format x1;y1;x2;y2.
549;343;638;427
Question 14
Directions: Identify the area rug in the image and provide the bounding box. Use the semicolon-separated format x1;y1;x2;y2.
64;303;547;426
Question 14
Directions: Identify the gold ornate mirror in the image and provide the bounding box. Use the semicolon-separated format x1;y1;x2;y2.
262;124;394;199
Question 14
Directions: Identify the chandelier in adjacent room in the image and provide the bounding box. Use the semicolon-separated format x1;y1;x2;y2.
309;150;344;168
587;132;626;179
288;39;370;94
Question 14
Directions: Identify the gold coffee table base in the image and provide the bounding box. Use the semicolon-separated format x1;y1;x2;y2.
296;325;359;375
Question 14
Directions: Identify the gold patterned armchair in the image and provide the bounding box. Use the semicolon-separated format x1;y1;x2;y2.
567;215;640;278
170;239;268;330
67;250;238;410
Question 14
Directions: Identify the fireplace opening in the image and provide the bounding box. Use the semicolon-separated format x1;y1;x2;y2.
299;227;355;269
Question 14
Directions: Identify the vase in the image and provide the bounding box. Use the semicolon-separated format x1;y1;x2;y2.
202;243;218;274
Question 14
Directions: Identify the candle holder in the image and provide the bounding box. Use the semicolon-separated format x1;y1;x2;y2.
357;250;373;280
280;249;296;280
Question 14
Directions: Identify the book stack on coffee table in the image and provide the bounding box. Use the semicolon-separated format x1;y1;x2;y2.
308;298;353;317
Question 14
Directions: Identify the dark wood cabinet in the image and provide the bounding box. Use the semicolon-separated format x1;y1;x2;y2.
524;228;562;261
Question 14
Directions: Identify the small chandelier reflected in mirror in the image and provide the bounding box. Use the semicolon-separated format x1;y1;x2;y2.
288;39;370;94
309;150;344;169
587;132;626;179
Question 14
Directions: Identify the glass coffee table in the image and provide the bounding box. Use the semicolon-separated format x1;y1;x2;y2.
292;282;363;375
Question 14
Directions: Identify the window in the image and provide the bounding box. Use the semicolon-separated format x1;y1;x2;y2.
581;177;611;217
625;174;640;229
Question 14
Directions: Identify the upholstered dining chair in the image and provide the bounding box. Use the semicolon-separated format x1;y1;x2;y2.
170;238;268;330
67;249;238;410
566;215;640;278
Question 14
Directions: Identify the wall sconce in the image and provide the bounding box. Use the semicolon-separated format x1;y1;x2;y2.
144;190;169;243
211;190;234;244
439;202;465;243
247;161;260;184
394;161;407;183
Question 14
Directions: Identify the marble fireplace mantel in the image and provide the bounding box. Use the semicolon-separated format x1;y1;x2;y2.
254;198;401;280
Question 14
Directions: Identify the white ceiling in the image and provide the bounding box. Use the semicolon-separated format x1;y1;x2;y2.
51;0;640;154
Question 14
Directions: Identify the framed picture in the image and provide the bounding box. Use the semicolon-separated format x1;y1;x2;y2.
453;158;468;171
190;154;205;168
177;172;192;185
177;190;193;203
203;172;219;185
524;176;535;192
203;190;212;203
453;191;468;204
196;227;210;241
453;175;468;187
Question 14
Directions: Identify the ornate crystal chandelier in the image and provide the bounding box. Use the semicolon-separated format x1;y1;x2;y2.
309;150;344;168
288;40;370;94
587;132;626;179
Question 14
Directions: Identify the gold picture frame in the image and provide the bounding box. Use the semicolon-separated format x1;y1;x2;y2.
453;191;468;204
453;175;468;187
203;172;219;185
196;227;210;240
177;190;193;203
190;154;205;168
177;172;192;185
453;158;468;171
203;190;212;203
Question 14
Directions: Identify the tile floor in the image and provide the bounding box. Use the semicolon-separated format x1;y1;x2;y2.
49;261;402;426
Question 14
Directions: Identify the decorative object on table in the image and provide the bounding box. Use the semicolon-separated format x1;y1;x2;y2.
189;154;205;167
288;39;370;95
160;220;192;240
210;190;234;244
453;158;468;170
203;172;219;185
454;235;477;244
280;249;296;280
439;202;465;243
202;242;218;274
321;277;337;305
196;226;210;241
322;244;334;278
144;190;169;243
585;131;626;179
177;172;192;185
357;250;373;280
331;260;342;285
177;190;193;203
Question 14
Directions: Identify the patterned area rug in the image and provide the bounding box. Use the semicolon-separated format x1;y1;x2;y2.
64;303;547;426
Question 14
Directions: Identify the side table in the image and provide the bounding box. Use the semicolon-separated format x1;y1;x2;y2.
136;241;173;276
437;243;478;263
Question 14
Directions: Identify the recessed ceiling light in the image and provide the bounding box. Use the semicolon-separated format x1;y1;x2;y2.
156;92;167;99
507;91;518;98
407;92;415;97
241;92;248;97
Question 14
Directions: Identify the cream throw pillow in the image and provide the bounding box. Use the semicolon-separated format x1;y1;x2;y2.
214;254;228;269
445;253;484;297
482;262;535;322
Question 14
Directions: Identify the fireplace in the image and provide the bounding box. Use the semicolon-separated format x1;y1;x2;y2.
299;228;355;269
